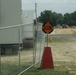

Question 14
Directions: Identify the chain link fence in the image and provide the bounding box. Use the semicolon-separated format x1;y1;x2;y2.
0;23;45;75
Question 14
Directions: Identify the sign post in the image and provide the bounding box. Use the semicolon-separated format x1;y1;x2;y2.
42;22;54;46
47;34;48;46
40;22;54;69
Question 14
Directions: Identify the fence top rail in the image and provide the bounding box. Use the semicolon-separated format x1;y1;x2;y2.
0;23;33;30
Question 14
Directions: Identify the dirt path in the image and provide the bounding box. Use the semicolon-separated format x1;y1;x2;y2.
50;28;76;63
50;42;76;63
51;28;76;34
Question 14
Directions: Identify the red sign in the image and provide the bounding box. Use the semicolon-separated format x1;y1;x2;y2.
42;22;54;34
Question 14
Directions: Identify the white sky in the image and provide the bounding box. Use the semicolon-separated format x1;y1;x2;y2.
22;0;76;16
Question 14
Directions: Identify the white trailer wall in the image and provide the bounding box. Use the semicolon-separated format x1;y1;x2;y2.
22;10;34;24
22;23;34;38
0;23;34;44
0;27;19;44
21;10;34;38
0;0;22;27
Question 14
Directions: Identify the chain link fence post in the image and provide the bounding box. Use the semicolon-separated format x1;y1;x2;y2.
18;26;21;73
0;45;1;75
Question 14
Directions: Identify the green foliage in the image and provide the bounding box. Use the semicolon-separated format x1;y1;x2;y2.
38;10;76;26
38;10;63;26
38;10;52;24
56;13;63;25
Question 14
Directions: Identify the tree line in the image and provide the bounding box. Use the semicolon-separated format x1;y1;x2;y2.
37;10;76;27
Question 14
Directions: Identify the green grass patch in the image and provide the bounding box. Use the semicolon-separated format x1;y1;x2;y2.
1;62;19;75
1;62;32;75
22;61;76;75
45;35;74;43
52;37;70;43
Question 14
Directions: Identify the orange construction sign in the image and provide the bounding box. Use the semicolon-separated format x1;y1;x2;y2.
42;22;54;34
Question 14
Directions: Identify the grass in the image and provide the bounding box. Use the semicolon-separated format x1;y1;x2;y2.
1;48;41;75
46;35;76;43
1;62;19;75
1;61;76;75
1;50;34;75
22;61;76;75
1;62;33;75
21;34;76;75
1;34;76;75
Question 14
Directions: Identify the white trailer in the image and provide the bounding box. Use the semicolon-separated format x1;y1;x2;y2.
22;10;34;24
0;0;22;27
0;0;35;55
0;23;34;55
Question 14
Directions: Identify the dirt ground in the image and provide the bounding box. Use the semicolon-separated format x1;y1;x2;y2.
50;42;76;62
50;28;76;62
48;28;76;74
53;28;76;34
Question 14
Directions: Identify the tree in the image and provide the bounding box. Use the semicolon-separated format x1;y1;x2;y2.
38;10;76;27
71;11;76;26
52;12;58;26
38;10;58;26
71;11;76;21
63;13;71;25
38;10;52;23
56;13;63;25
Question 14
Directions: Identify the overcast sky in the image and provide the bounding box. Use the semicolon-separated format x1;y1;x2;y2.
22;0;76;16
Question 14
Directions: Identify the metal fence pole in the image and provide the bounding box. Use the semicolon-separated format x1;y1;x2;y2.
39;31;41;60
18;26;21;73
34;25;37;63
0;45;1;75
0;0;1;71
33;41;35;64
33;26;35;64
